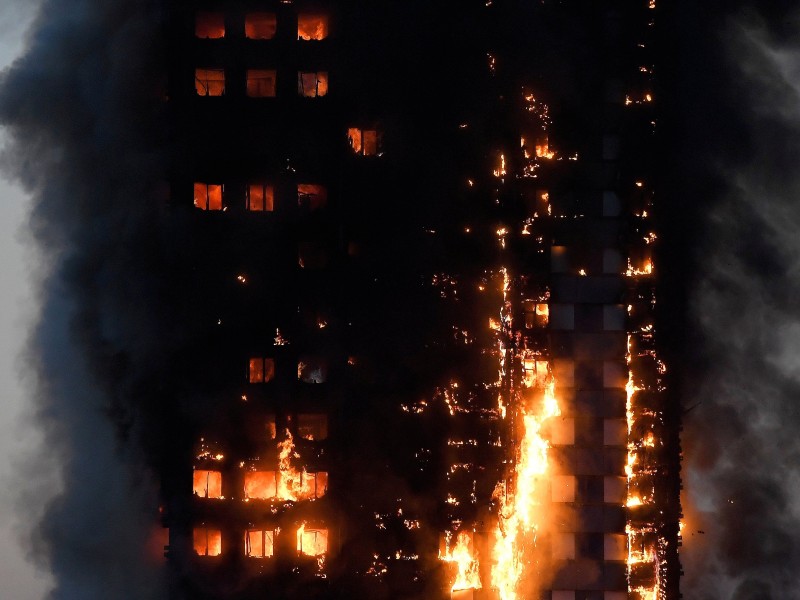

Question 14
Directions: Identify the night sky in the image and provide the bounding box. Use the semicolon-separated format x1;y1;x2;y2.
1;1;800;599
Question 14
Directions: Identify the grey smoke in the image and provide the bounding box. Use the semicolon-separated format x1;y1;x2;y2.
0;0;167;598
683;7;800;599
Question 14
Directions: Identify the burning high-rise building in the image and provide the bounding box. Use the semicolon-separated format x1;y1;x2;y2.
0;0;681;598
161;2;682;599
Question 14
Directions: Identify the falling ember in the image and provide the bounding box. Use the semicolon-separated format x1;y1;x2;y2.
439;531;482;592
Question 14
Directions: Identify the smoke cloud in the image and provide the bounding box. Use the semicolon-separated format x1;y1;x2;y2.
0;0;168;598
681;5;800;599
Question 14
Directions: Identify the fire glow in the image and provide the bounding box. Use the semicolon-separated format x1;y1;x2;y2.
491;376;560;600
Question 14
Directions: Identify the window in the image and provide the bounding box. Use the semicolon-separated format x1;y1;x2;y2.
244;471;278;500
193;470;222;498
604;534;627;561
521;357;548;389
297;525;328;556
603;419;627;446
302;471;328;499
195;68;225;96
297;71;328;97
522;300;548;328
266;415;277;440
297;184;327;210
195;12;225;39
297;14;328;40
194;182;224;210
298;242;328;270
552;533;576;560
247;69;276;97
551;475;576;503
245;12;276;39
550;417;575;445
298;358;327;383
193;527;222;556
247;183;274;211
347;128;380;156
245;529;275;558
297;414;327;440
249;358;276;383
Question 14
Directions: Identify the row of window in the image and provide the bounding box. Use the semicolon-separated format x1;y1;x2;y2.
196;12;328;41
193;469;328;501
194;525;328;558
249;357;328;384
193;182;327;212
195;69;328;98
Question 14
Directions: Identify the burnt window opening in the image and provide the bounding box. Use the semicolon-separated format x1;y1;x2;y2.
523;300;548;328
247;183;274;211
347;128;381;156
195;68;225;96
247;69;277;97
195;12;225;39
249;357;276;383
193;182;224;210
303;471;328;498
297;413;328;440
297;14;328;41
193;470;222;498
266;414;277;440
298;242;328;270
245;12;277;39
244;470;278;500
297;184;327;210
297;71;328;97
522;358;549;389
193;527;222;556
297;525;328;556
298;358;327;383
245;529;276;558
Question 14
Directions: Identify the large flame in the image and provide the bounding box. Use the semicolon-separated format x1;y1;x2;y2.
491;377;560;600
440;531;482;591
277;429;327;501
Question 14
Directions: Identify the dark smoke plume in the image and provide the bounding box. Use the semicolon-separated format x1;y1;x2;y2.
0;0;168;598
678;4;800;599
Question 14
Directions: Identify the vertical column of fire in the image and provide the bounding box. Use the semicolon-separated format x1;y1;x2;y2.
488;87;563;599
623;4;681;599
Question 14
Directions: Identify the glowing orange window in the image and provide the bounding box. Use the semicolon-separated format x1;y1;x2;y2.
245;529;275;558
193;470;222;498
347;128;380;156
522;300;549;328
305;471;328;499
244;471;278;500
522;358;549;389
297;71;328;97
195;12;225;39
297;524;328;556
249;358;276;383
247;184;274;211
297;14;328;40
193;527;222;556
193;182;223;210
297;414;328;440
297;184;327;210
195;68;225;96
245;12;277;39
246;69;276;97
266;415;277;440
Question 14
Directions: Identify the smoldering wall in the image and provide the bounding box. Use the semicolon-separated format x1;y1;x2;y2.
675;3;800;599
0;0;169;598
